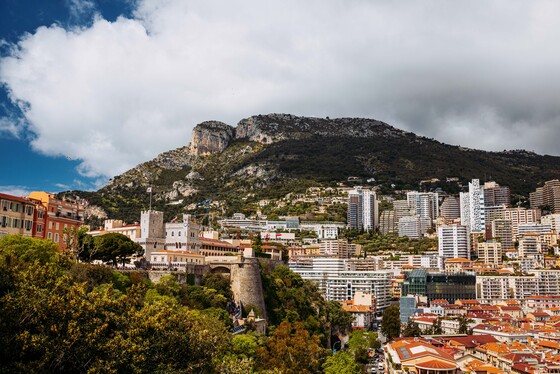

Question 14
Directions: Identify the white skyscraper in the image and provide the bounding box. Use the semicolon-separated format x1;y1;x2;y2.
347;187;378;231
469;179;485;232
438;224;470;260
407;191;439;223
460;179;485;233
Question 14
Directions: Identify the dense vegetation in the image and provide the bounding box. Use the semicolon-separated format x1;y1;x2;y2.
0;235;359;373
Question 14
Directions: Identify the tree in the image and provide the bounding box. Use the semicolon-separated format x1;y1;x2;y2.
432;317;443;335
256;321;326;374
402;320;422;337
347;329;379;364
381;305;401;341
252;233;263;253
93;233;143;267
323;352;361;374
202;272;233;300
457;316;474;335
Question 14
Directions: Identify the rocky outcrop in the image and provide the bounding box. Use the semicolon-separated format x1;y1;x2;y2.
187;114;407;156
189;121;235;155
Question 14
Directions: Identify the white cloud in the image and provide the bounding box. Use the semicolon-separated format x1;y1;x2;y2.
66;0;97;21
0;185;31;197
0;117;23;138
1;0;560;179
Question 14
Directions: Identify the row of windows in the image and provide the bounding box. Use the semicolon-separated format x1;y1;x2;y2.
47;222;68;230
47;232;60;243
167;231;197;238
0;216;33;230
1;201;35;215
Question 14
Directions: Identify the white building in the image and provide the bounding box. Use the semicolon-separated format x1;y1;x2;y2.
407;191;439;224
460;179;485;232
476;275;537;303
347;187;378;231
477;241;502;265
165;214;201;252
300;221;345;239
398;215;431;239
438;224;470;260
518;223;553;236
541;214;560;232
288;256;392;310
504;208;541;239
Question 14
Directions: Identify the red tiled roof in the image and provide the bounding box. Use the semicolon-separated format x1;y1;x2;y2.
447;335;498;348
416;360;457;370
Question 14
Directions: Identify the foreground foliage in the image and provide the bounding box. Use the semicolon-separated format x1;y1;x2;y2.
0;235;358;373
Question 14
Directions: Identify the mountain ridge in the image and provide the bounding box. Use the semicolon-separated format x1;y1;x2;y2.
64;113;560;224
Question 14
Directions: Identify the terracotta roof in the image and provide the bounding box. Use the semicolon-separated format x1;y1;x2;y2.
416;359;457;370
201;238;236;248
447;335;498;348
342;304;371;313
500;306;523;311
445;257;472;263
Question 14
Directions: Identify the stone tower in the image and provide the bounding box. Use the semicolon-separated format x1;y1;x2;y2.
137;210;165;258
230;257;268;321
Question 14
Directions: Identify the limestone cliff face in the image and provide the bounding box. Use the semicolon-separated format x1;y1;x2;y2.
188;113;407;156
189;121;235;155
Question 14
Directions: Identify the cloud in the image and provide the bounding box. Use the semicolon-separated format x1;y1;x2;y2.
65;0;97;21
1;0;560;179
0;185;31;197
0;117;22;138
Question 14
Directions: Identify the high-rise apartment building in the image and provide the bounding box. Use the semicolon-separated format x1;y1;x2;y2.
379;210;396;235
398;216;431;239
483;181;511;207
530;180;560;213
440;196;460;221
541;214;560;232
460;179;485;232
393;200;414;222
347;187;378;231
492;219;513;249
438;224;470;260
504;207;541;239
477;241;502;265
407;191;439;223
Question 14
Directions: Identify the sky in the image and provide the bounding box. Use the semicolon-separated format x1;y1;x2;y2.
1;0;560;196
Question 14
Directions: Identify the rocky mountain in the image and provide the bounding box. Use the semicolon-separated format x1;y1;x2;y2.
66;113;560;223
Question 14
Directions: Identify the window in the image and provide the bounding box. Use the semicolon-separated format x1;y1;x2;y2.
55;223;59;230
26;206;33;215
54;233;59;242
38;210;43;218
13;219;20;229
178;231;181;236
37;224;43;233
25;220;32;231
1;201;8;211
48;222;53;230
47;232;52;239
